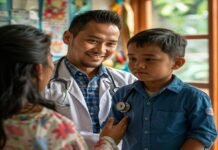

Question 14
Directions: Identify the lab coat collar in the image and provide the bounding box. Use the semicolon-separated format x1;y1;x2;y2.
55;59;88;110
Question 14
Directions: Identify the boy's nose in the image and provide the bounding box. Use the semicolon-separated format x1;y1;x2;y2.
135;61;146;69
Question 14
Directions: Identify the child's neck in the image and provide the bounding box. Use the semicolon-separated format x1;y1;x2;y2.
145;88;156;96
144;75;173;93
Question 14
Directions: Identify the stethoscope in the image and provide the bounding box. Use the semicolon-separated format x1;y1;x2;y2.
47;56;134;113
115;87;135;113
48;56;119;93
47;56;70;107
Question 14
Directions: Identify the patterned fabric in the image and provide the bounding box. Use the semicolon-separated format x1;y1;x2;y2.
65;58;108;133
4;107;117;150
4;107;87;150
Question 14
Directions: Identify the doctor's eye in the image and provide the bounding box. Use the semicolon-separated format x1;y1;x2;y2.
106;42;117;48
87;39;99;44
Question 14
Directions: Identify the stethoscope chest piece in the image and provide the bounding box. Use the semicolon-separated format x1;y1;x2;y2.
115;101;131;113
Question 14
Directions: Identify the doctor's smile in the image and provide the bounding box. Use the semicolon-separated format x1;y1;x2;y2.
86;52;106;60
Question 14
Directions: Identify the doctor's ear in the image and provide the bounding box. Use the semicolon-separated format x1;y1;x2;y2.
63;31;73;44
172;57;185;70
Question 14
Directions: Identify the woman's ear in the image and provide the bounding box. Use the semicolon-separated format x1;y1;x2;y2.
172;57;186;70
63;31;73;44
34;64;43;80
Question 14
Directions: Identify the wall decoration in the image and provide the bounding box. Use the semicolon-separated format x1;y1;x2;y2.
41;0;91;60
42;0;68;59
108;0;134;72
69;0;91;21
43;0;67;21
11;0;39;27
0;0;8;16
0;0;10;25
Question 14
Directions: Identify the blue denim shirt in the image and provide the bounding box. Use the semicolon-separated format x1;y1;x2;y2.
111;75;217;150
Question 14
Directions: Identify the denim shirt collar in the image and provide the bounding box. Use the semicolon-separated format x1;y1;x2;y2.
164;75;184;93
133;75;184;96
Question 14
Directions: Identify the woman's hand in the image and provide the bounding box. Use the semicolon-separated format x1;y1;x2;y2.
100;117;128;144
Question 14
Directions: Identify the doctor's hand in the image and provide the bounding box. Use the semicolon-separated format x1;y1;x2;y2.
100;116;128;144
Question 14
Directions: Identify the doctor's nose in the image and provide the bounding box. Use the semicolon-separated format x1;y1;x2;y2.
97;43;113;54
94;43;106;52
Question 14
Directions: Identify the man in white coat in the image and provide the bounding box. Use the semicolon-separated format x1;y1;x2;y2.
44;10;136;148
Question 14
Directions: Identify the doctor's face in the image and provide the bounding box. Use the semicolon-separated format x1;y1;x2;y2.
64;21;120;71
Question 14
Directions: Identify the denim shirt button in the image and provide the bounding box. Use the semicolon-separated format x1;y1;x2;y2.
144;130;149;134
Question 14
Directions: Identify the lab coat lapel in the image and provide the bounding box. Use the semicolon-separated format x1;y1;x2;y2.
68;79;88;110
99;77;111;98
58;60;89;111
99;77;112;124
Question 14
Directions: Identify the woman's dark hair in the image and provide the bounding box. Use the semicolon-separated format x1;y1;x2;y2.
69;9;122;37
127;28;187;58
0;24;55;148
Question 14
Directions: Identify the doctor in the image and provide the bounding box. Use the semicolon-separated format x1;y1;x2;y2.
44;10;136;148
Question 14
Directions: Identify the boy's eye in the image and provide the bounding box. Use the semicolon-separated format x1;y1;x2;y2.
145;58;157;62
129;57;136;62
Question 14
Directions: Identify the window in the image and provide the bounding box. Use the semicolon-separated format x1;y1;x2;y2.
152;0;209;84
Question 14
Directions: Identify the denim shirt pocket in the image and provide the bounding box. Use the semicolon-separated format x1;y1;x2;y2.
152;110;186;134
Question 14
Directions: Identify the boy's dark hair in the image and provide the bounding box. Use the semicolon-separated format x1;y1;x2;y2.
68;9;122;36
127;28;187;58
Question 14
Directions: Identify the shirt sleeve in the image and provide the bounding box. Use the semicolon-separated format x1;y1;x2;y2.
185;91;217;148
93;136;118;150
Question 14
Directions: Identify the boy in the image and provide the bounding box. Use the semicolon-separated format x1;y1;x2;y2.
110;28;217;150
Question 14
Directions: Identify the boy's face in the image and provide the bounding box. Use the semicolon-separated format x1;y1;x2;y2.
128;43;183;86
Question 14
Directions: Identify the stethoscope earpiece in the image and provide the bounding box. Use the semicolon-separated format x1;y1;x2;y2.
115;101;131;113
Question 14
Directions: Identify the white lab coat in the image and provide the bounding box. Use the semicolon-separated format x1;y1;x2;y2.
43;59;136;148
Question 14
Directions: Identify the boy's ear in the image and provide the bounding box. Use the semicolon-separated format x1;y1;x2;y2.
63;31;73;44
172;57;185;70
34;64;43;80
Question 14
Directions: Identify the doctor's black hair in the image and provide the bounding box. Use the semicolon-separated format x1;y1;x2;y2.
127;28;187;58
68;9;122;37
0;24;55;148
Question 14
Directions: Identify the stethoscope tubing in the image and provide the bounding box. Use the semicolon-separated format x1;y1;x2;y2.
48;56;134;113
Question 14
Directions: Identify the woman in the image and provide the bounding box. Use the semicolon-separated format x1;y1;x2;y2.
0;24;127;150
